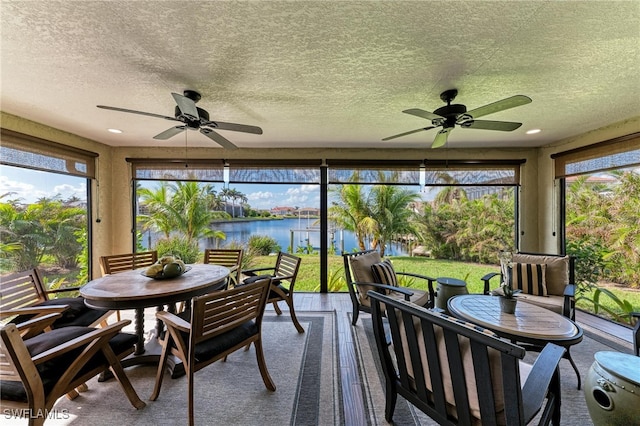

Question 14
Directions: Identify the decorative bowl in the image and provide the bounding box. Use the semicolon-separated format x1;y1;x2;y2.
140;265;192;280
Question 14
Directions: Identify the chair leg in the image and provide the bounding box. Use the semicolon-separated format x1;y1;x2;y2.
351;308;359;326
254;339;276;391
150;335;171;401
272;301;283;315
285;297;304;333
102;347;146;409
188;369;195;426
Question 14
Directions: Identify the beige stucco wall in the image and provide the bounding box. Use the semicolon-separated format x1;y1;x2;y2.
3;111;639;277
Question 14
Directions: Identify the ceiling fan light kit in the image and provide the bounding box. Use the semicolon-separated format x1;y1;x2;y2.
383;89;532;148
97;90;263;150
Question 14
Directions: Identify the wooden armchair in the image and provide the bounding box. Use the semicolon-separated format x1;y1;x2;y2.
0;317;145;426
1;268;111;331
99;250;158;322
632;312;640;356
150;277;275;426
203;248;243;288
369;291;566;425
343;249;435;326
242;252;304;333
481;252;577;320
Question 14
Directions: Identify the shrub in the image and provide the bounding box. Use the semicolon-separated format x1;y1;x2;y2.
155;236;200;264
247;235;281;256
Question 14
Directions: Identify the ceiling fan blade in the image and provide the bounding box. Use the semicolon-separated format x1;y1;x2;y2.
465;95;532;119
153;126;186;140
203;120;263;135
172;92;199;120
382;126;436;141
97;105;178;122
464;120;523;131
200;128;238;150
431;128;452;148
403;108;445;121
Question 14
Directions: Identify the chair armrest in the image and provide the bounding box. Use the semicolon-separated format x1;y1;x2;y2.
481;272;501;295
0;305;70;319
15;313;63;339
156;311;191;333
241;267;275;277
359;283;414;301
521;343;566;423
32;320;131;365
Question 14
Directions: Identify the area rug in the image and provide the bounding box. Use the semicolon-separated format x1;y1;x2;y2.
352;316;634;426
16;311;341;426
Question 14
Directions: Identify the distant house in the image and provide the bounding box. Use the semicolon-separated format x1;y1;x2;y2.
298;207;320;216
270;206;296;215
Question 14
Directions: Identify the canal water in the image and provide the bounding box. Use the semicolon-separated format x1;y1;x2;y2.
202;217;410;255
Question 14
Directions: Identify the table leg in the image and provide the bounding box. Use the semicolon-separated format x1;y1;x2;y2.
565;347;582;390
134;308;145;355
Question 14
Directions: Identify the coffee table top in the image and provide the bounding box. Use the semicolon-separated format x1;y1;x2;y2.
447;294;582;343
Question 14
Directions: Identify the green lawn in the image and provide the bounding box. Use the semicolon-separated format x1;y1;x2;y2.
248;254;498;293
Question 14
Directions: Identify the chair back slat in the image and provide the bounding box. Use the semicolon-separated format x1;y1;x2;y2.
203;249;243;268
274;252;301;284
100;251;158;275
0;269;47;312
192;278;270;344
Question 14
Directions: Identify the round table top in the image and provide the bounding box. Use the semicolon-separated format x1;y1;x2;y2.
81;263;229;310
447;294;582;343
594;351;640;386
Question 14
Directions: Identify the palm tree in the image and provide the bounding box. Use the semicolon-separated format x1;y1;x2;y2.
138;181;229;245
329;176;373;251
368;182;420;257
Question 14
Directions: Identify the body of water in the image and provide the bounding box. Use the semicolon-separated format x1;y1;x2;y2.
203;218;410;255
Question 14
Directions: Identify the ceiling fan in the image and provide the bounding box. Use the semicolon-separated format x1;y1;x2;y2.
383;89;532;148
97;90;262;150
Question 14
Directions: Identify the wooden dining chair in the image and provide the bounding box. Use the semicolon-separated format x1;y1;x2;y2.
1;268;112;331
99;250;158;321
203;248;243;288
150;277;275;426
242;252;304;333
0;317;145;426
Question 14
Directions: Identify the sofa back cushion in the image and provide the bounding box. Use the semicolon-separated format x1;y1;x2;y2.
512;254;569;296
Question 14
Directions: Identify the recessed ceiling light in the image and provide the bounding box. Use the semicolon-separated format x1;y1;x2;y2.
107;128;122;134
526;129;541;135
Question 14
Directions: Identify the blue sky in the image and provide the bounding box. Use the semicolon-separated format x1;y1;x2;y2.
0;166;87;203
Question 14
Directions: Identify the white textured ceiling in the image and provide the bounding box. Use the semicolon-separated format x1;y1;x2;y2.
1;1;639;150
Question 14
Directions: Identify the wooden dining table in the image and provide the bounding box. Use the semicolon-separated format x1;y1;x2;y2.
81;263;229;377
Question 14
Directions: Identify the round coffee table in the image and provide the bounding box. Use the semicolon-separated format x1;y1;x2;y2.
447;294;584;389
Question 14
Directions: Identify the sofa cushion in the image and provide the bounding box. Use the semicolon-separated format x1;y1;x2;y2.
348;251;382;305
393;304;509;423
510;263;547;296
512;254;569;296
371;259;398;286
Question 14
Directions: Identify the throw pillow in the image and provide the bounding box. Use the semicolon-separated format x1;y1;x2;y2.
371;259;398;286
510;263;547;296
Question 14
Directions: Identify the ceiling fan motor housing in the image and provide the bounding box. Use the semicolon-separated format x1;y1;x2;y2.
175;106;210;129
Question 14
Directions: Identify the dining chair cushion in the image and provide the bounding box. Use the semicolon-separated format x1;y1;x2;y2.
371;259;398;286
169;310;259;361
512;254;569;296
0;326;138;402
11;297;110;328
510;263;547;296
